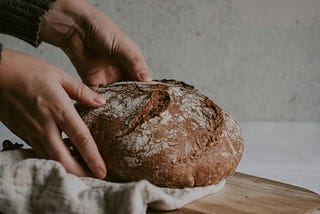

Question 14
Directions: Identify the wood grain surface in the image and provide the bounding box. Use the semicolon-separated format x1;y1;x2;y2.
148;172;320;214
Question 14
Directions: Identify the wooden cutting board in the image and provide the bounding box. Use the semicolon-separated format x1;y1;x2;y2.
148;172;320;214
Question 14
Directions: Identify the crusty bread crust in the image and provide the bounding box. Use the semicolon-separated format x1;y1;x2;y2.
76;80;244;188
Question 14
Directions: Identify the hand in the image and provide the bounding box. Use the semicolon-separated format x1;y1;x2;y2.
40;0;152;88
0;49;107;179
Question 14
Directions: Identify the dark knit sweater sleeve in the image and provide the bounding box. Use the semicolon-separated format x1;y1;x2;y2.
0;43;2;60
0;0;56;47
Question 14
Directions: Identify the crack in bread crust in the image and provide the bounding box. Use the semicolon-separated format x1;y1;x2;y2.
76;80;244;188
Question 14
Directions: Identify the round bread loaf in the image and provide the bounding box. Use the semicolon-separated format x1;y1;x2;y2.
76;80;244;188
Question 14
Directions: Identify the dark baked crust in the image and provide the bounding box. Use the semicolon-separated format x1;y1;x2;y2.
76;80;244;188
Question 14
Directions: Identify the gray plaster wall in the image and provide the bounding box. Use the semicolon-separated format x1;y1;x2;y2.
1;0;320;121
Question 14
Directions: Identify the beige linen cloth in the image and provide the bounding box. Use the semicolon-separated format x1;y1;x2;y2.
0;149;224;214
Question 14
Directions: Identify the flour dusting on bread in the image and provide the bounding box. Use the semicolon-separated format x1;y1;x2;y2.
76;80;244;188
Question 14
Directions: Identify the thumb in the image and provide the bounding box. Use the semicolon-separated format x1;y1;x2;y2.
60;72;105;107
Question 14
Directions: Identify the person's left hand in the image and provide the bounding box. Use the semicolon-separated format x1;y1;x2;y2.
40;0;151;88
0;49;107;179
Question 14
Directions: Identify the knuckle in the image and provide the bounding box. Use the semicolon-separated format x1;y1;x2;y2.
71;132;91;149
54;107;69;128
75;82;88;98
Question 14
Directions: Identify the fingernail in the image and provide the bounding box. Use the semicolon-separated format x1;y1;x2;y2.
96;167;107;179
94;95;106;105
139;73;152;82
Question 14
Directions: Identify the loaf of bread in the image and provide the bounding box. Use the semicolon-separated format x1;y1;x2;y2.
76;80;244;188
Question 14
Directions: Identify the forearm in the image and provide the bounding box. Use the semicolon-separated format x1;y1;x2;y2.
0;0;56;47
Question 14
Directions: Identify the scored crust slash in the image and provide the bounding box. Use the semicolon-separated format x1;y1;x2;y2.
74;79;244;188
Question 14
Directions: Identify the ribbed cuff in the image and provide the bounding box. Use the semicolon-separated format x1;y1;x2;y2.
0;0;56;47
0;43;2;62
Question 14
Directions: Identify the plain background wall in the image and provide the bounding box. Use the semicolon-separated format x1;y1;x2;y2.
1;0;320;121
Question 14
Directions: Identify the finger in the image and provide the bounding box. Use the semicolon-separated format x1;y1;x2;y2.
59;71;105;107
54;94;107;179
61;115;107;179
42;124;92;177
62;32;123;86
96;28;152;82
25;137;48;159
117;37;152;82
80;62;124;88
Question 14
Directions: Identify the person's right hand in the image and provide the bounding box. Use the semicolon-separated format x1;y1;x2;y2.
40;0;152;89
0;48;107;179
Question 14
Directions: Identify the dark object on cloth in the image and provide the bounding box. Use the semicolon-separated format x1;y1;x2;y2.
2;140;24;151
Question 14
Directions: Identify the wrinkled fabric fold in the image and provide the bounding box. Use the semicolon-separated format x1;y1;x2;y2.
0;149;224;214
